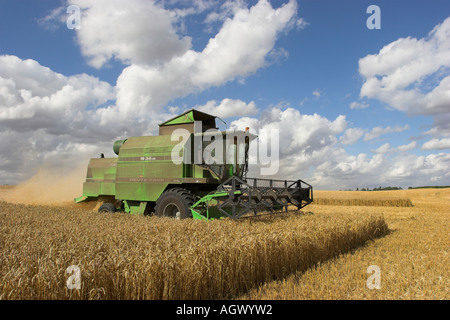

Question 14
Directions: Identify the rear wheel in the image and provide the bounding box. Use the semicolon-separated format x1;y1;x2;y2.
154;188;194;219
98;203;116;213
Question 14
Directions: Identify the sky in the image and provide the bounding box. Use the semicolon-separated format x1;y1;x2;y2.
0;0;449;190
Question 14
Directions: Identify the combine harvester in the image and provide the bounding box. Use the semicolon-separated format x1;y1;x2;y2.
75;109;313;220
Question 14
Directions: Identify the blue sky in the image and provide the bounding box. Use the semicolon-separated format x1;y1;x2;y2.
0;0;449;189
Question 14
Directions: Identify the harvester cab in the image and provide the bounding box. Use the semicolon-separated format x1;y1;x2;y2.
75;109;313;220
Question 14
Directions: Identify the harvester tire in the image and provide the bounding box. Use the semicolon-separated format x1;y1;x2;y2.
154;188;194;219
98;203;116;213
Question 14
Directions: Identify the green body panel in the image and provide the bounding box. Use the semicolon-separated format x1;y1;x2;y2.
123;200;148;215
75;109;270;219
78;132;222;205
163;110;195;125
82;158;117;197
115;135;186;201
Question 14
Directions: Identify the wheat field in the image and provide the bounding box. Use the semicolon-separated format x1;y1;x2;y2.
0;187;448;300
312;189;414;207
239;189;449;300
0;191;387;300
313;198;413;207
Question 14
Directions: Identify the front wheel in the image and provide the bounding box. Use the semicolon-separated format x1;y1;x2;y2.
98;203;116;213
154;188;194;219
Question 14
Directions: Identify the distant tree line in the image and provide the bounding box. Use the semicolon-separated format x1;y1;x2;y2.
339;186;450;191
407;186;450;189
359;186;403;191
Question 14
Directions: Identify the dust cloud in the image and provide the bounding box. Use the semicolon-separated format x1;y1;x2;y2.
0;165;96;209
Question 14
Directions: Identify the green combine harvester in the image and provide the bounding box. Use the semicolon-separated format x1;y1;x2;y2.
75;109;313;220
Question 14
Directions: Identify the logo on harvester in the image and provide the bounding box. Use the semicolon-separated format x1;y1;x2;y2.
170;121;280;176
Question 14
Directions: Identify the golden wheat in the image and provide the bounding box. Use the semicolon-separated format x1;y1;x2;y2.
0;201;387;300
313;198;413;207
239;188;450;300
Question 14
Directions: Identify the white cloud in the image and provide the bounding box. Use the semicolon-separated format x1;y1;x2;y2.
349;101;369;109
296;17;309;30
3;1;448;192
0;55;67;98
229;107;347;179
196;98;258;118
192;0;298;86
422;138;450;150
37;6;66;31
424;113;450;137
364;125;409;141
0;55;135;184
384;153;450;183
226;107;442;189
226;109;444;189
340;127;365;145
112;0;298;118
71;0;192;68
396;141;417;152
204;0;247;24
309;150;450;189
0;55;115;126
372;142;391;154
358;16;450;139
371;141;416;154
359;17;450;114
0;78;24;108
0;1;301;184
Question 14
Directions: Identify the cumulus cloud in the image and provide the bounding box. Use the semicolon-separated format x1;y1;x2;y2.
70;0;192;68
196;98;258;118
3;1;448;191
363;125;409;141
422;138;450;150
340;128;365;145
226;107;444;189
311;152;385;189
0;1;300;184
371;142;391;154
229;107;347;178
204;0;248;24
396;141;417;152
110;0;298;118
0;55;115;130
309;149;450;189
232;107;347;156
371;141;416;154
349;101;369;109
424;113;450;137
359;16;450;114
383;153;450;183
0;55;180;184
358;16;450;139
0;55;124;184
